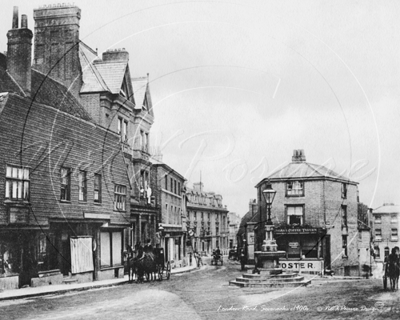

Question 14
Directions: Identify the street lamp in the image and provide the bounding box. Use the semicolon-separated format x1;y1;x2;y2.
262;182;276;225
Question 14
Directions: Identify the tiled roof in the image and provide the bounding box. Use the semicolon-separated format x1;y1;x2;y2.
79;42;109;93
132;77;147;110
0;67;25;96
373;204;400;214
94;60;127;94
260;161;356;185
31;70;92;121
0;64;92;122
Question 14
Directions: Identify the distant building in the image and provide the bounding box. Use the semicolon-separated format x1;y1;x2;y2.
254;150;360;276
151;159;187;267
371;203;400;262
186;183;229;254
228;212;241;249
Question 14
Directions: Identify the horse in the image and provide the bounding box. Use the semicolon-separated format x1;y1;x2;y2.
386;250;400;291
128;256;145;283
140;253;159;281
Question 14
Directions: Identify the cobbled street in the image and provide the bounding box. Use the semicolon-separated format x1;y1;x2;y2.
2;260;400;320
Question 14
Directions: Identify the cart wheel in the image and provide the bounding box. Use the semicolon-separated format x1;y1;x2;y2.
166;261;171;280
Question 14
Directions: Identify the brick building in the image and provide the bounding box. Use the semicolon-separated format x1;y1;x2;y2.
186;183;229;255
254;150;360;276
371;203;399;262
150;159;187;267
0;7;130;289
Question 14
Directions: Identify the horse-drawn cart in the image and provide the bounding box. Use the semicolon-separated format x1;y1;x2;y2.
154;248;171;280
210;251;223;266
128;247;171;282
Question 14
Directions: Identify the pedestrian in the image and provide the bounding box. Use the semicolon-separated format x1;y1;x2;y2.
239;248;246;271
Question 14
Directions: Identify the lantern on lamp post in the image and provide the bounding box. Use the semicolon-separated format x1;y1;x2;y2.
262;182;276;243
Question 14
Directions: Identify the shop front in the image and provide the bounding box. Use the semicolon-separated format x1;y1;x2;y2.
160;224;185;268
274;227;326;274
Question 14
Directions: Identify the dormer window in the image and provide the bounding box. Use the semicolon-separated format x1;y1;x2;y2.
286;181;304;196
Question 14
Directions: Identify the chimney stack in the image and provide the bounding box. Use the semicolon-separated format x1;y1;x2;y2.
292;149;306;162
102;48;129;62
33;5;82;96
7;6;33;96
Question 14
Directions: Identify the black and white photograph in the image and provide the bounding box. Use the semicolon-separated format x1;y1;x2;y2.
0;0;399;319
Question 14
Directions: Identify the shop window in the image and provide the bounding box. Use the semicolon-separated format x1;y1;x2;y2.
94;174;101;203
286;181;304;196
302;242;318;258
60;167;71;201
114;185;126;211
286;206;303;225
5;165;30;201
374;215;381;224
341;183;347;199
78;170;87;202
100;231;122;268
375;229;382;241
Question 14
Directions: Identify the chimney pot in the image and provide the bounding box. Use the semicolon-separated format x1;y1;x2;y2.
12;6;19;29
21;14;28;28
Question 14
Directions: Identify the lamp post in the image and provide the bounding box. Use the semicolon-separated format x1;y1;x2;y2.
262;182;277;243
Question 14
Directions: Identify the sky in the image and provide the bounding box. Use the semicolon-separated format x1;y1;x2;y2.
1;0;399;216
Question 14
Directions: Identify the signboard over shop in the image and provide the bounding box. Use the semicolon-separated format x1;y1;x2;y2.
279;259;323;273
275;228;320;234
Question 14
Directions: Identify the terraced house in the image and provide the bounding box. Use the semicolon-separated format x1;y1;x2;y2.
0;4;157;290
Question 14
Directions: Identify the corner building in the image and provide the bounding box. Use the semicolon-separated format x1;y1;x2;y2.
255;150;360;276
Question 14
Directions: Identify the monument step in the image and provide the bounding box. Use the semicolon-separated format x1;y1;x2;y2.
235;276;305;283
229;279;311;288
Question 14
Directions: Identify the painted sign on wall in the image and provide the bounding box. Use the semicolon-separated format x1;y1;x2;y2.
279;259;323;272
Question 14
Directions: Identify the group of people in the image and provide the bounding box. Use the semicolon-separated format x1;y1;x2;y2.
384;247;400;291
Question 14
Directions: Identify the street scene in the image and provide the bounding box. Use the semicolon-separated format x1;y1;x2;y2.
1;260;400;320
0;0;400;319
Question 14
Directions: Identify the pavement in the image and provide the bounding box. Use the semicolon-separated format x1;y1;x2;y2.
0;263;201;301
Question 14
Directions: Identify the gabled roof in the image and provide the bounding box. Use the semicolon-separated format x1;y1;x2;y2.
256;161;357;187
132;77;147;110
373;204;399;214
79;42;109;93
94;60;128;94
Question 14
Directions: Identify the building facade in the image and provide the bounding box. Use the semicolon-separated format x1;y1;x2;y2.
151;160;187;267
228;212;241;249
371;204;400;263
31;4;159;252
0;7;131;289
186;183;229;255
0;4;161;289
255;150;360;276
